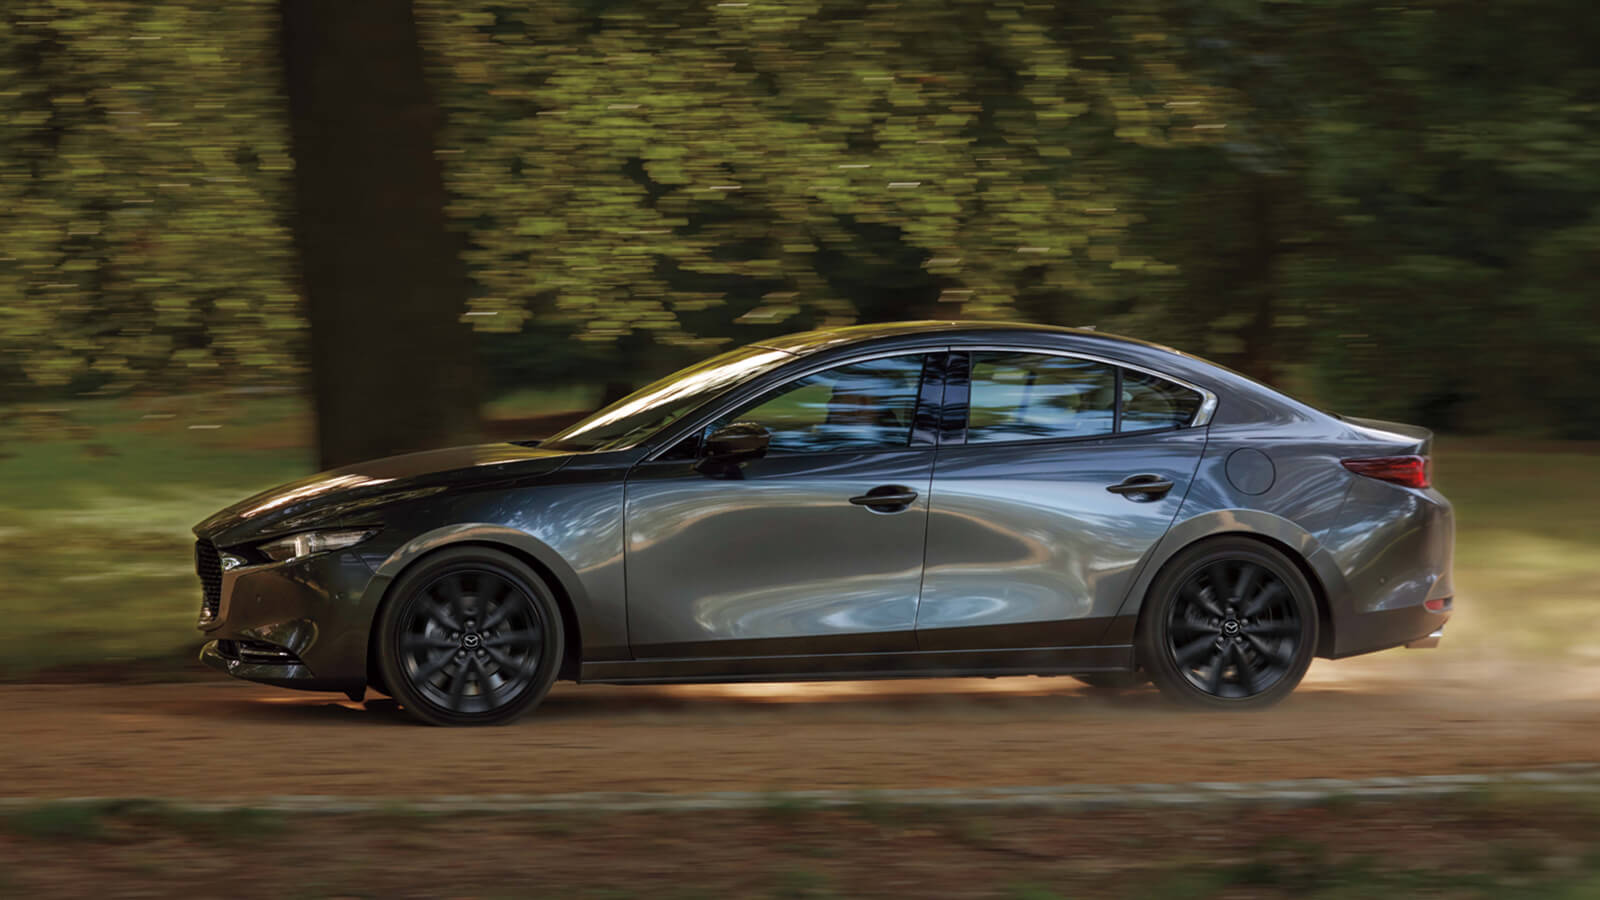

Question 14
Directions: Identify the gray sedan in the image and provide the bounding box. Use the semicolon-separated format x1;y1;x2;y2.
193;321;1453;725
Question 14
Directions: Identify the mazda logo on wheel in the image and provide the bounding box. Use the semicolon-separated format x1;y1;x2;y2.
462;633;481;649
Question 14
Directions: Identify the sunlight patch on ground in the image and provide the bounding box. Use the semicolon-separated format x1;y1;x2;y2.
643;677;1069;704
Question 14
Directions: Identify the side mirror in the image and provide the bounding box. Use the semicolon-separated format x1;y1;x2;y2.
701;421;770;464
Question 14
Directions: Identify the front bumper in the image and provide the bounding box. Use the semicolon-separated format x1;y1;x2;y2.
199;640;358;692
195;547;378;692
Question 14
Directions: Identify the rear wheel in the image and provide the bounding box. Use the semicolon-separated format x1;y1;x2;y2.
1137;537;1317;710
375;547;563;726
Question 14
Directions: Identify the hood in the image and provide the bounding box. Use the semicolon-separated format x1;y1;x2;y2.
194;443;574;546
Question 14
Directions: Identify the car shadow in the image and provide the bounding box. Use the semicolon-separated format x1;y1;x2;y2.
182;677;1288;726
169;693;415;725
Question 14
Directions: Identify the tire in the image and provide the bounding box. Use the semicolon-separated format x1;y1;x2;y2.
1071;672;1148;690
1136;537;1318;710
375;546;564;726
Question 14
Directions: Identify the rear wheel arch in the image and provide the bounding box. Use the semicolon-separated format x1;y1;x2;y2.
1133;533;1323;707
1132;531;1335;663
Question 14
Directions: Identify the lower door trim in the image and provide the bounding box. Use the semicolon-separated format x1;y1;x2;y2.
579;644;1134;685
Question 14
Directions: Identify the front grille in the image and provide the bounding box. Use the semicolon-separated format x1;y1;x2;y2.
195;540;221;626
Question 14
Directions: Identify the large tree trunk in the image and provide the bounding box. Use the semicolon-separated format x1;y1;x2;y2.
280;0;479;469
1234;177;1280;385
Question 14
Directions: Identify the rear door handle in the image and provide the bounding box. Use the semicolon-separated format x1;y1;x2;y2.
849;485;919;512
1106;474;1174;500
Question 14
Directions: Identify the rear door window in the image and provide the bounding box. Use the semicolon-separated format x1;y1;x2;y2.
959;351;1205;443
965;352;1117;443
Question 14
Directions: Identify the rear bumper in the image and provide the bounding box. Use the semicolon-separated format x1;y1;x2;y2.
1324;476;1455;658
1405;628;1445;649
1328;600;1452;658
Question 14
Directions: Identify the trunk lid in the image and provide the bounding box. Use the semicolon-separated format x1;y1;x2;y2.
1343;415;1433;455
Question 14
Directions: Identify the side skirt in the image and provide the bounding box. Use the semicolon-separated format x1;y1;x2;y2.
578;644;1135;685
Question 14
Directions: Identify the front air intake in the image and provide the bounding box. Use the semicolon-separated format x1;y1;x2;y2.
216;640;302;665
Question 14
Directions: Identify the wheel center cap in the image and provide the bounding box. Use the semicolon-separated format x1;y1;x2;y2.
462;633;481;649
1222;619;1241;636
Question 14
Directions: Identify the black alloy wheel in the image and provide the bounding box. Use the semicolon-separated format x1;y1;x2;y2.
376;547;563;726
1137;537;1317;709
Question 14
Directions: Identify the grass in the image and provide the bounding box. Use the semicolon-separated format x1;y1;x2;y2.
4;802;108;841
0;389;594;679
3;794;1600;898
1432;442;1600;660
1;392;1597;679
1;800;285;843
1139;842;1600;899
0;394;314;678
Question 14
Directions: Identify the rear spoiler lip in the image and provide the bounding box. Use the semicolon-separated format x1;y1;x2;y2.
1342;415;1433;455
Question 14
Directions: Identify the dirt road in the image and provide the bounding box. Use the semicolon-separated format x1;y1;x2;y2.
4;654;1597;800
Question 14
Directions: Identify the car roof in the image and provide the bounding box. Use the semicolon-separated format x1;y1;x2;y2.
750;320;1184;357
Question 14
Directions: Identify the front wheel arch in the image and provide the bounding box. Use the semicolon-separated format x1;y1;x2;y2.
365;539;585;693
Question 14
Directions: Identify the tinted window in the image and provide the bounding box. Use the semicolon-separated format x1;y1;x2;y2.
1121;369;1202;430
711;355;927;454
966;353;1116;443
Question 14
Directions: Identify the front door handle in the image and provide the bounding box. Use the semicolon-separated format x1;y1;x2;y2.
1106;474;1174;501
849;485;919;513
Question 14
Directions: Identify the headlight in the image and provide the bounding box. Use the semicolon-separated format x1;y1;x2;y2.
258;528;376;563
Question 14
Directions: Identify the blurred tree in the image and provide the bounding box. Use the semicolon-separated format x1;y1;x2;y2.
0;2;300;396
418;0;1231;376
280;0;480;467
4;0;1600;439
1129;0;1600;434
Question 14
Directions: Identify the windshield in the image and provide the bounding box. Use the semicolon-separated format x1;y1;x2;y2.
537;346;795;452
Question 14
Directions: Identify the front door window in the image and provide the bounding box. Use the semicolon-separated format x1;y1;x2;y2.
707;355;927;455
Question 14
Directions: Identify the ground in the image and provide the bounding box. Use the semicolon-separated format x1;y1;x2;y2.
3;655;1598;799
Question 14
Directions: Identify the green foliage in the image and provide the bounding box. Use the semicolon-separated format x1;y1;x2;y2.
3;1;1599;435
1125;0;1600;434
0;1;300;395
418;1;1229;350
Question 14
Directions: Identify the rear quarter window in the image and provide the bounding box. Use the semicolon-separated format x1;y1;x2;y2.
1120;369;1203;430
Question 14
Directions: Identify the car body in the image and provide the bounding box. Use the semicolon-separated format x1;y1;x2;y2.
193;321;1453;723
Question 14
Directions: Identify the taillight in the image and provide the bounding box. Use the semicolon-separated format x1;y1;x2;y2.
1342;455;1431;489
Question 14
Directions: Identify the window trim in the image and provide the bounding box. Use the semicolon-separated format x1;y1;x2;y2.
643;347;950;462
954;345;1216;447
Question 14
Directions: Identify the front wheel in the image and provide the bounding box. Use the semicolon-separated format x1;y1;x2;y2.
375;547;564;726
1136;538;1318;710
